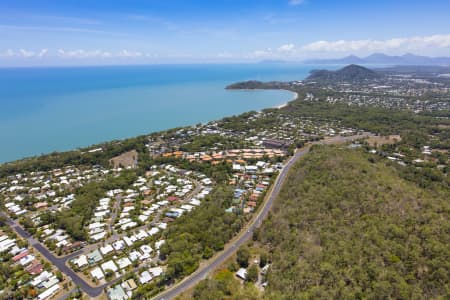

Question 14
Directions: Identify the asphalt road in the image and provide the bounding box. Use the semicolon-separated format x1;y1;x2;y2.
0;170;209;299
152;134;370;300
1;134;369;300
153;147;309;300
1;212;105;298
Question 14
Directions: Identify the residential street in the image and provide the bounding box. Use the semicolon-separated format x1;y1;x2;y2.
0;134;369;300
1;212;105;298
153;134;370;300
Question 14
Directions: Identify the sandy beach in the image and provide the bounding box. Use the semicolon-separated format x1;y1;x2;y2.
275;91;298;109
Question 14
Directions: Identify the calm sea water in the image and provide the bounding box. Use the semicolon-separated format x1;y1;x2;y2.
0;64;326;163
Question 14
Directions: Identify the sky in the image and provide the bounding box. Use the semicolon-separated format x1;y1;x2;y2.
1;0;450;66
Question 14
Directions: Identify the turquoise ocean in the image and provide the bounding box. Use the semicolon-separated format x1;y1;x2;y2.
0;64;329;163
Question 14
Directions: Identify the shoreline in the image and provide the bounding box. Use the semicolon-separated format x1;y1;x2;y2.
229;88;297;110
274;91;298;109
0;88;296;165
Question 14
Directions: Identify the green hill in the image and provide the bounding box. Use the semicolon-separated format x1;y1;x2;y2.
306;64;381;83
258;146;449;299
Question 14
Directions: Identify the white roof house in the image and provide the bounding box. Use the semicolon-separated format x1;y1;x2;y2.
128;251;141;262
116;257;132;269
256;161;267;168
122;206;135;213
90;267;105;280
121;221;137;230
263;168;274;174
0;238;16;253
30;271;52;287
101;260;118;273
118;218;132;225
72;255;88;268
95;210;109;218
148;227;160;236
113;240;126;251
138;215;149;222
37;284;60;300
139;271;152;284
155;240;165;250
189;199;201;206
123;236;134;247
201;178;212;185
181;204;194;212
236;268;247;280
19;254;35;266
140;245;153;254
149;267;163;277
136;230;148;240
100;244;114;255
91;231;107;241
42;276;59;289
89;222;105;230
99;197;111;204
245;166;258;173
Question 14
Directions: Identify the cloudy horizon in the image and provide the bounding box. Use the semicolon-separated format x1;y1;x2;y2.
1;0;450;66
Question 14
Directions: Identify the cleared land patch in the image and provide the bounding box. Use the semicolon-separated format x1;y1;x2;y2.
109;150;138;169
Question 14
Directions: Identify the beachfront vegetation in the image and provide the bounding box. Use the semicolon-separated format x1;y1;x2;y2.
2;87;447;178
2;91;448;245
1;75;449;299
0;136;148;178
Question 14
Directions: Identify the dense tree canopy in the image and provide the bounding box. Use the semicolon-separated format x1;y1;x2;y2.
258;146;449;299
161;185;245;281
53;170;138;240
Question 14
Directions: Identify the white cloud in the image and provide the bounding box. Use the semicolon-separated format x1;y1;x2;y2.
289;0;305;6
0;48;49;58
216;52;233;58
0;49;48;58
102;51;112;58
278;44;295;52
57;49;101;58
248;49;273;59
2;33;450;64
247;44;296;60
19;49;35;58
37;49;48;57
246;34;450;60
55;49;150;59
300;34;450;53
0;49;16;57
57;49;137;58
0;25;128;36
117;49;143;58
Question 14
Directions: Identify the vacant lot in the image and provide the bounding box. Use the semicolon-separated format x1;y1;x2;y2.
366;135;401;147
109;150;138;168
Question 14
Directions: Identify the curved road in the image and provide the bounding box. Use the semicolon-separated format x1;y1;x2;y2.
153;148;309;300
1;134;368;300
153;134;370;300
